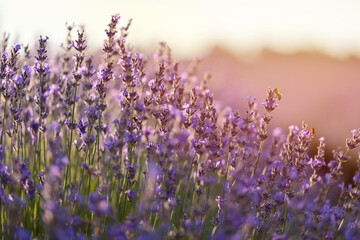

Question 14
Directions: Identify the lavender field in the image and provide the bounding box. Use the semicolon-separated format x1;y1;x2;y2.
1;14;360;239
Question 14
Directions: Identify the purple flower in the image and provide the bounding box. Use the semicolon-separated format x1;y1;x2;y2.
346;128;360;149
125;189;135;201
85;106;101;124
272;232;286;240
98;69;113;82
65;119;77;130
106;224;126;239
20;161;31;183
81;162;88;170
12;43;21;53
34;36;49;62
38;170;45;184
1;52;8;59
113;13;121;22
124;130;140;145
82;133;95;146
325;232;334;239
77;119;88;135
14;227;30;240
103;136;121;153
262;98;279;112
23;64;30;75
88;192;109;216
309;156;325;171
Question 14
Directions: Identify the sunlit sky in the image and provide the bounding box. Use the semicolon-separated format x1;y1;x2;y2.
1;0;360;58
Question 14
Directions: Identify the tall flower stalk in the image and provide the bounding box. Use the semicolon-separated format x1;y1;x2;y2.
65;30;86;189
1;44;21;165
93;14;120;171
0;52;8;146
34;36;49;172
252;88;281;177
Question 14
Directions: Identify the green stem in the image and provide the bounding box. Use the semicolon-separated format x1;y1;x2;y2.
43;131;46;169
97;117;101;167
74;149;79;183
324;182;334;201
90;115;101;169
223;152;231;198
78;168;85;195
21;127;24;161
17;124;20;160
252;140;264;177
335;215;346;238
252;118;270;177
280;201;289;234
37;131;42;174
211;225;219;240
1;99;7;147
106;154;112;185
66;83;78;190
152;212;158;230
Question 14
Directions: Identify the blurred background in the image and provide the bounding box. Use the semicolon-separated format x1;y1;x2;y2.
1;0;360;181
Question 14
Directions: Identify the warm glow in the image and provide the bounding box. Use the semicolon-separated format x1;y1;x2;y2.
1;0;360;58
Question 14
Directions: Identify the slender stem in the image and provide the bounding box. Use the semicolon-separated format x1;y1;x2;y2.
252;116;270;177
97;114;102;167
324;182;334;201
280;201;289;234
74;148;80;183
78;168;85;195
106;153;112;184
37;131;42;174
90;113;101;169
43;131;46;169
335;216;346;237
66;83;78;188
37;66;45;174
152;212;158;230
223;152;231;198
252;140;264;177
21;126;24;161
86;123;93;165
17;125;20;160
1;99;7;147
211;225;219;240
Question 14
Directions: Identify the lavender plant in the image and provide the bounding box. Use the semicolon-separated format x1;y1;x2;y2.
0;14;359;240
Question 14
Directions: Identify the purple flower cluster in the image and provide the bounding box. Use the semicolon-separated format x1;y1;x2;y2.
0;14;359;239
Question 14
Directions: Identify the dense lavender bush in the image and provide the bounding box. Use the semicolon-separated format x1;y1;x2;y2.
0;14;360;239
